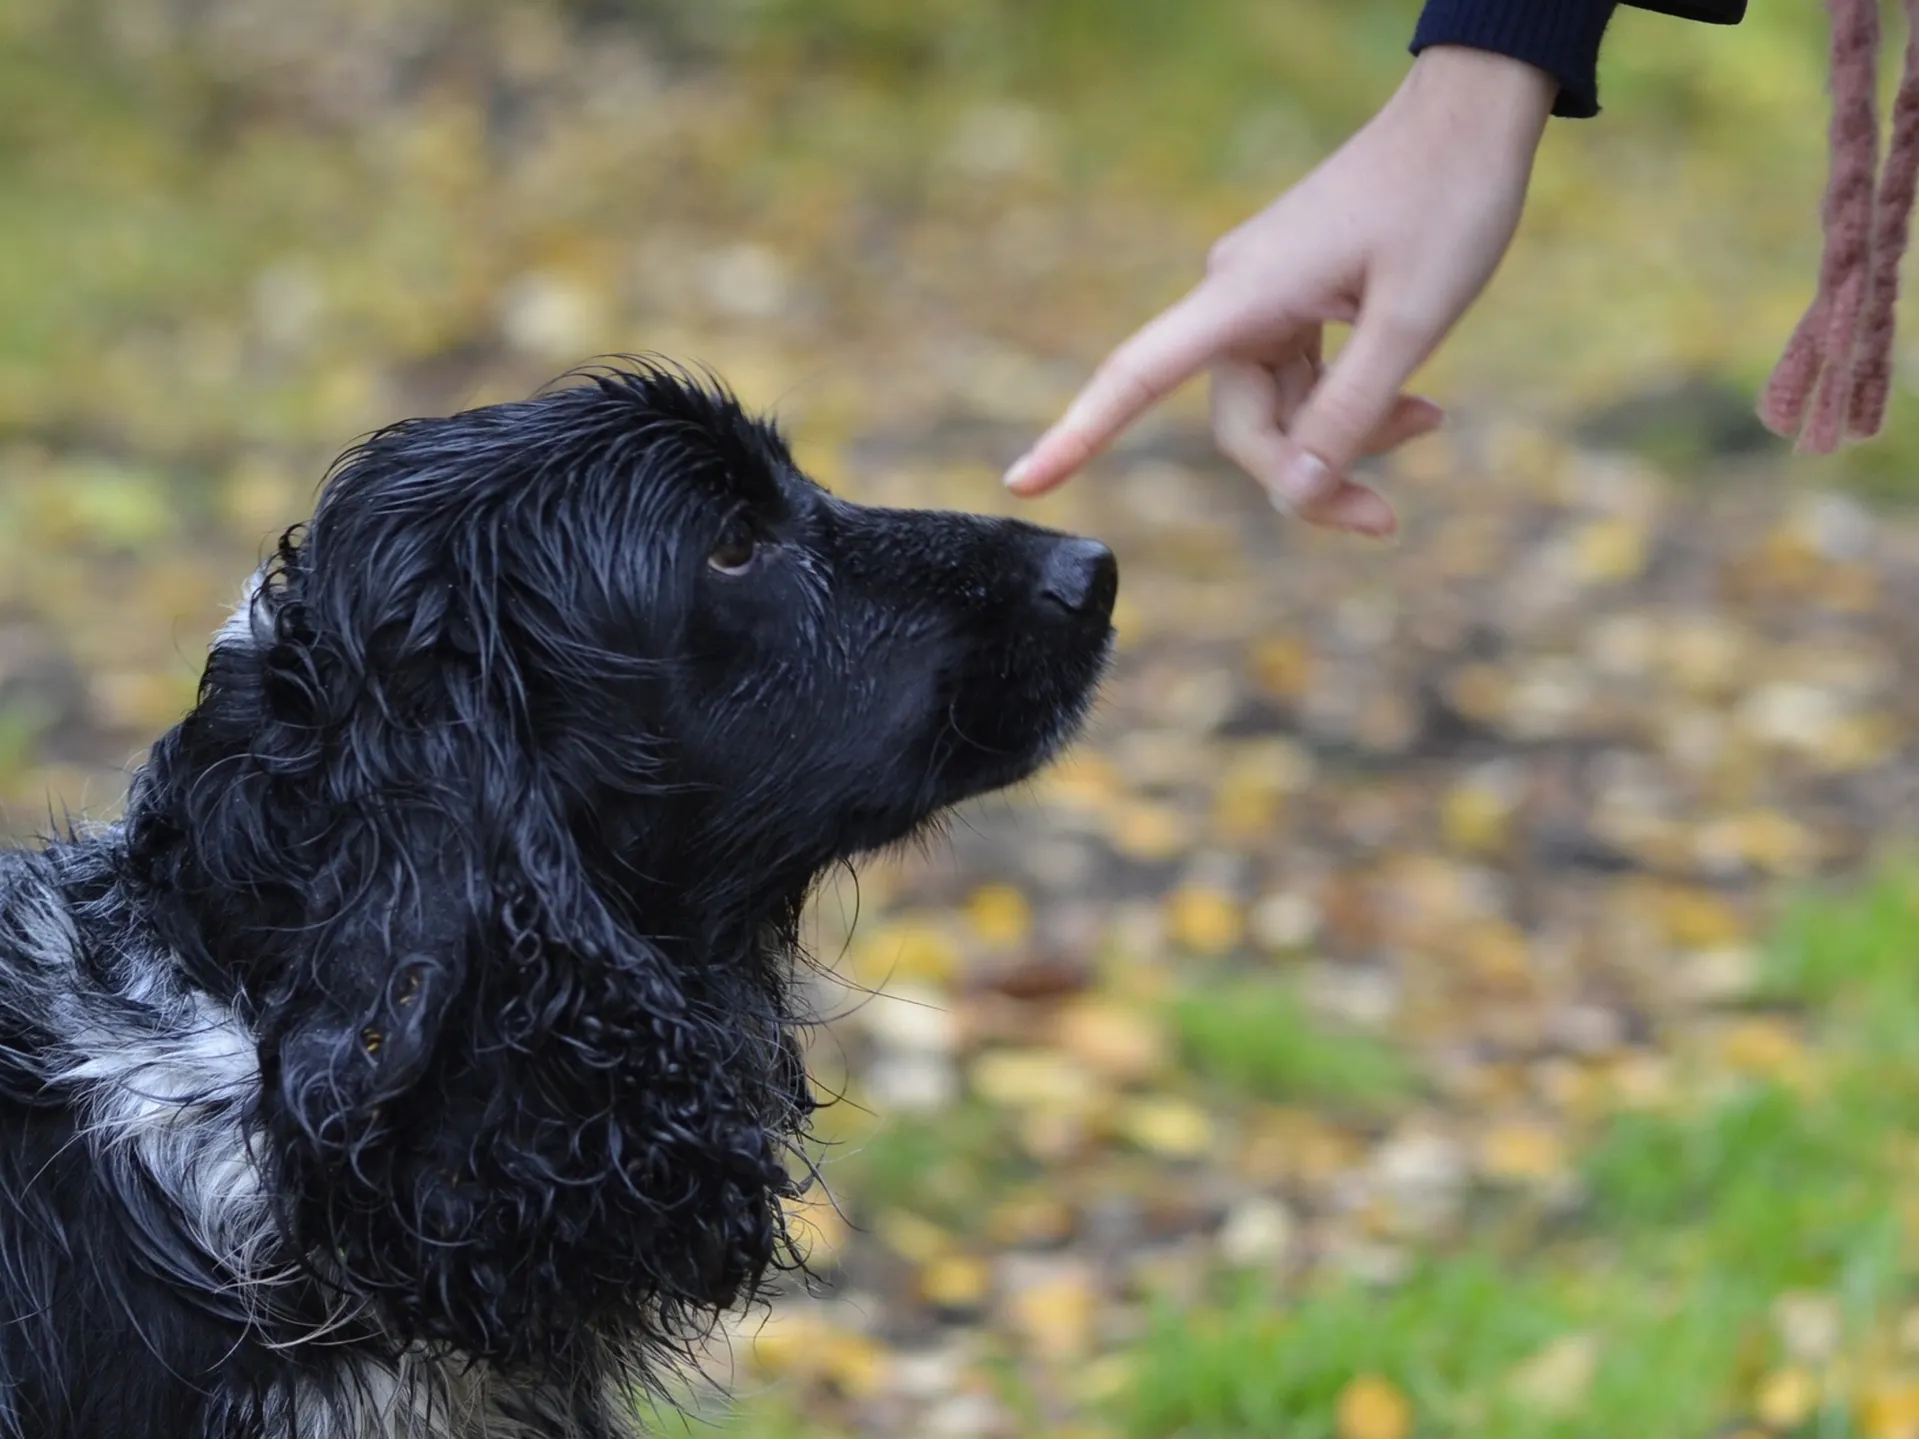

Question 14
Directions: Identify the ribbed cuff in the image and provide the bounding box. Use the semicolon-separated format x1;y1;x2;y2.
1627;1;1744;21
1411;0;1621;119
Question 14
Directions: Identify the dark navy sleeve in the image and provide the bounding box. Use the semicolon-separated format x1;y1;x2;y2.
1411;0;1748;120
1410;1;1622;119
1628;2;1745;20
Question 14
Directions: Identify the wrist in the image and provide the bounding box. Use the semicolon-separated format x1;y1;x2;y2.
1393;45;1556;150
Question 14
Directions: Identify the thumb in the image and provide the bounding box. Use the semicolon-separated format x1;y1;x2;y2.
1271;310;1438;511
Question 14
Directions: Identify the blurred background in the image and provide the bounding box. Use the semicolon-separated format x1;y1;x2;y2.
9;1;1919;1435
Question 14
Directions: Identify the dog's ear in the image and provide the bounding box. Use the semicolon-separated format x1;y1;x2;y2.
125;388;811;1362
235;529;517;1146
122;444;645;1127
237;502;634;1124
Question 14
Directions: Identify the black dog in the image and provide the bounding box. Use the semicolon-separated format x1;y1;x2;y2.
0;362;1115;1438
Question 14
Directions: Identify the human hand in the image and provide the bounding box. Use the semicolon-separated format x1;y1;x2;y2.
1003;45;1558;537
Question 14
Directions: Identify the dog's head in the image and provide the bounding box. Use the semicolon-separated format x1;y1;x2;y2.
123;362;1114;1371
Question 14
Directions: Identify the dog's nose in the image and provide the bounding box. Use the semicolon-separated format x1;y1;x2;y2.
1038;537;1118;617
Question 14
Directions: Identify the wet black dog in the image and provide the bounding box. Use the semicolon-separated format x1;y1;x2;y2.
0;362;1115;1438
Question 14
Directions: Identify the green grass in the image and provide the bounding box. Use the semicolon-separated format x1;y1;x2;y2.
1171;977;1415;1114
1760;860;1919;1049
1124;1158;1858;1437
1132;1262;1835;1439
1123;869;1919;1438
1130;1261;1579;1439
0;699;52;787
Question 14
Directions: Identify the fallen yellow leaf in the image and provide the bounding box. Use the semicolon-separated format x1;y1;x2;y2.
1117;1096;1217;1159
1821;712;1899;771
1574;516;1648;583
847;918;960;987
1716;1017;1808;1079
744;1311;825;1380
1018;1105;1095;1164
1039;751;1122;813
818;1329;892;1400
1755;1366;1818;1430
920;1253;991;1310
1662;617;1750;697
1477;1120;1566;1184
968;883;1032;948
1457;919;1533;991
1696;808;1819;877
1004;1266;1098;1364
1166;886;1244;955
1336;1374;1413;1439
1441;777;1516;854
1212;776;1283;842
1249;635;1313;701
1654;885;1749;949
985;1191;1079;1247
1861;1377;1919;1439
1110;801;1194;862
1053;998;1168;1084
874;1209;952;1266
1446;663;1508;724
970;1049;1103;1111
785;1195;851;1266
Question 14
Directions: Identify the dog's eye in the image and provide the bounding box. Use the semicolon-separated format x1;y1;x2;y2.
707;534;761;576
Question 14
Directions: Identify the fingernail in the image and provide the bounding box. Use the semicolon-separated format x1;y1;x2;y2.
1274;450;1336;509
1335;506;1412;544
1348;524;1403;549
1003;453;1034;490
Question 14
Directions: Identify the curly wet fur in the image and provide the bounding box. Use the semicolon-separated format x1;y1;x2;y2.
0;362;1116;1438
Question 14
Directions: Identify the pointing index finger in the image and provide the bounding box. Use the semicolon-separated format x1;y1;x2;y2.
1004;286;1243;496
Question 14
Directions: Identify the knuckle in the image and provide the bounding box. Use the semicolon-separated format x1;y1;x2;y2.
1210;420;1253;471
1372;301;1443;344
1205;234;1246;278
1209;410;1271;478
1300;390;1379;460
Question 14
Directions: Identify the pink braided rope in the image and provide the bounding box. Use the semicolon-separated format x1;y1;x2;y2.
1850;0;1919;438
1760;0;1882;453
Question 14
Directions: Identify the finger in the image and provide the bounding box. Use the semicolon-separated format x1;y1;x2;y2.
1265;342;1443;459
1269;343;1320;420
1360;394;1446;458
1276;308;1441;502
1005;285;1250;496
1304;482;1399;536
1212;357;1337;508
1210;357;1397;536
